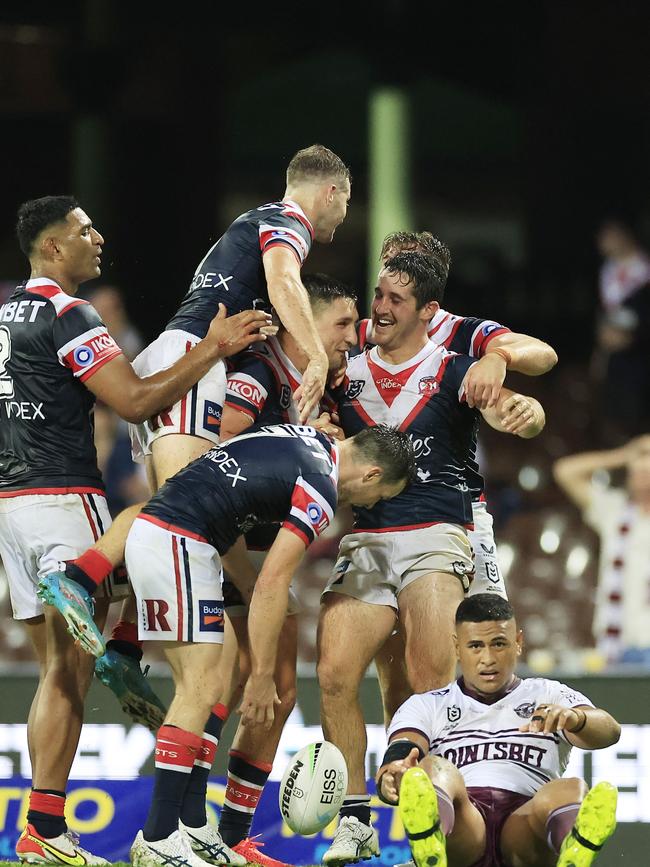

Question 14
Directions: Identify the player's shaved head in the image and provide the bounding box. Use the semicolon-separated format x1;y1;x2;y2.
286;144;351;186
16;195;80;258
456;594;515;624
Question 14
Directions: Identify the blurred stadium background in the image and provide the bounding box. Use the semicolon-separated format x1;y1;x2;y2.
1;2;649;863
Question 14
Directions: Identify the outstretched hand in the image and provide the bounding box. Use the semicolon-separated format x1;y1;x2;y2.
239;674;281;730
376;747;421;805
294;355;328;423
462;354;507;409
206;304;272;358
519;704;585;735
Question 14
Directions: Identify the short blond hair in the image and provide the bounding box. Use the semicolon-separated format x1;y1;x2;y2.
286;144;351;186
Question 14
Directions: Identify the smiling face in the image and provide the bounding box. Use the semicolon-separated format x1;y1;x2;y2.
313;296;358;371
371;267;437;354
455;618;523;696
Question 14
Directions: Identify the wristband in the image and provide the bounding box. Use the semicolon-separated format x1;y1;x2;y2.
376;739;426;806
568;709;587;734
486;347;512;366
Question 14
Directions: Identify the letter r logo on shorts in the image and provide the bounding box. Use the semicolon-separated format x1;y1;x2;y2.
144;599;171;632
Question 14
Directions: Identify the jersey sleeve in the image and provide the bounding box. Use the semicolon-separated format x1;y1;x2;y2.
441;316;511;357
258;209;313;265
544;678;595;710
387;693;438;746
52;301;122;382
441;354;477;401
225;354;275;422
281;472;337;547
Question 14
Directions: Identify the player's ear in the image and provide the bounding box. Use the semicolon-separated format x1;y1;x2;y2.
40;234;61;262
420;299;439;322
453;632;460;659
362;465;383;484
515;629;524;656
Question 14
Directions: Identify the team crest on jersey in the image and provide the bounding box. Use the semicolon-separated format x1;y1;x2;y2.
482;323;500;337
346;379;364;400
514;702;536;719
418;376;439;395
199;600;224;632
280;384;292;410
73;345;95;367
447;706;462;722
307;502;324;526
203;400;222;429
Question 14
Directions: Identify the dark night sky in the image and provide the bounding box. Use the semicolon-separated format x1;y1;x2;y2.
2;1;649;355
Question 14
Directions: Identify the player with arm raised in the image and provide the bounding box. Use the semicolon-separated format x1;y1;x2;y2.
1;196;266;867
39;145;351;672
318;250;546;866
377;594;620;867
121;423;414;867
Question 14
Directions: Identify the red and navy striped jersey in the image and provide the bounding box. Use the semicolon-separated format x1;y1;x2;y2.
0;278;122;494
167;199;314;339
141;424;338;553
339;342;476;530
358;309;510;502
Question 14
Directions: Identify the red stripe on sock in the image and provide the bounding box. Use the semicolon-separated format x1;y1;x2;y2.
110;619;142;648
229;750;273;773
225;777;264;809
29;792;65;816
72;549;113;588
198;736;217;765
211;702;229;722
155;725;202;771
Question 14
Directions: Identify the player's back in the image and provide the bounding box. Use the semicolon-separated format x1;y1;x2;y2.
166;200;314;340
142;424;338;553
0;278;121;493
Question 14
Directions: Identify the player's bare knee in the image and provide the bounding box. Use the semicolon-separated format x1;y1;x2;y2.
317;657;361;703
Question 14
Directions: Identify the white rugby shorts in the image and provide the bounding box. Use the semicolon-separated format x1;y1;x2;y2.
125;515;225;644
0;491;128;620
223;549;301;618
322;522;474;609
468;499;507;598
128;329;226;463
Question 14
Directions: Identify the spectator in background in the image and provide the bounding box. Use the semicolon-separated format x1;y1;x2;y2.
592;219;650;442
85;285;148;514
85;284;145;360
553;436;650;667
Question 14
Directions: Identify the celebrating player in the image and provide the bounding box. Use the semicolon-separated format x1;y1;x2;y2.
377;594;620;867
318;249;546;865
40;144;351;673
123;423;414;867
187;274;357;867
1;196;268;866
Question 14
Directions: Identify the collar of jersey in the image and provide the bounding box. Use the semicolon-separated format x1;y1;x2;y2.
26;277;62;292
457;675;522;706
369;339;441;374
283;198;314;234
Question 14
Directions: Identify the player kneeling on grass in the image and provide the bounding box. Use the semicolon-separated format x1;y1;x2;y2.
121;422;413;867
376;594;620;867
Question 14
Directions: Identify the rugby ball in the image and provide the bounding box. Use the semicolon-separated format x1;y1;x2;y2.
279;741;348;835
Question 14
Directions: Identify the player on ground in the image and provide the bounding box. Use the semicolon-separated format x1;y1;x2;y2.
318;250;546;865
123;423;414;867
1;196;268;866
40;144;351;666
377;594;620;867
185;274;357;867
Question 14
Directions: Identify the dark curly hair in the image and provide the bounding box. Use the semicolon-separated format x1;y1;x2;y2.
16;195;79;258
383;250;447;308
350;424;416;488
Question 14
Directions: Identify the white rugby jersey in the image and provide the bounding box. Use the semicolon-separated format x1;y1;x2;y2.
388;677;593;796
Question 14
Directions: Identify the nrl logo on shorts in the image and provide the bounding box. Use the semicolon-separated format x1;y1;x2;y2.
447;706;461;722
280;384;292;409
418;376;439;395
346;379;364;399
514;702;536;719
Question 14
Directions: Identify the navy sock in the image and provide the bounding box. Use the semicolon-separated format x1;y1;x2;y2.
143;726;200;841
219;751;272;846
28;789;67;838
340;794;371;827
180;705;227;828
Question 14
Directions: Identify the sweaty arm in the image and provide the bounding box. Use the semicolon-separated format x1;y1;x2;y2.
263;246;328;421
86;305;270;423
239;527;307;728
486;331;558;376
479;386;545;439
